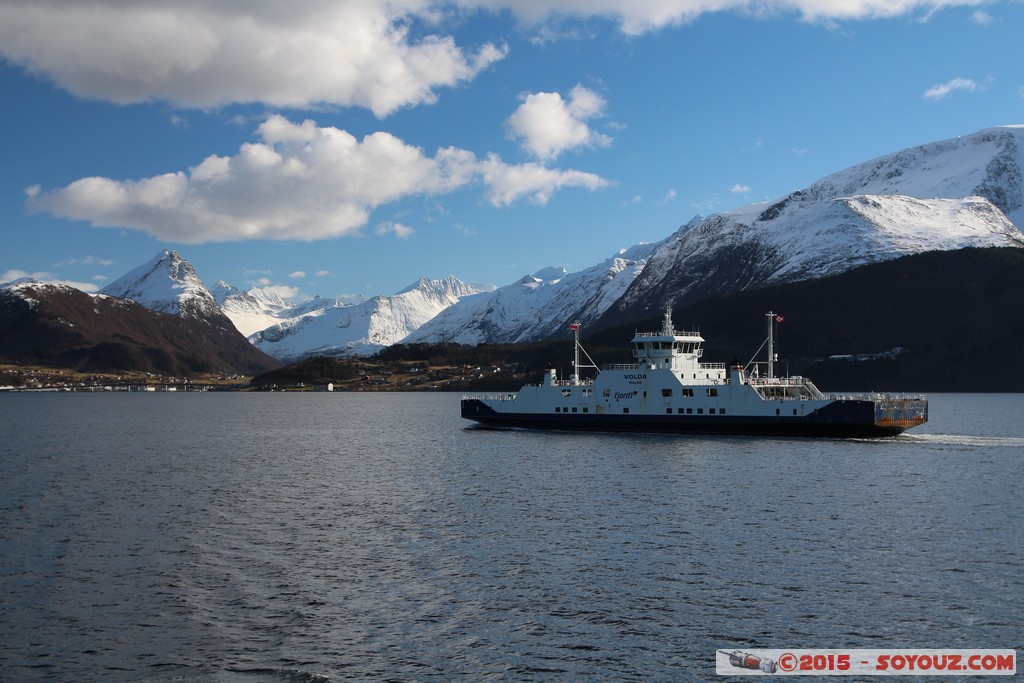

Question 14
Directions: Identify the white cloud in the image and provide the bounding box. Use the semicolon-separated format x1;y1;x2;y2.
288;271;307;278
28;115;610;242
376;221;416;239
479;154;611;205
924;77;977;100
54;255;114;267
507;84;611;160
731;183;751;193
264;284;302;300
970;9;994;25
314;269;331;277
463;0;988;34
658;189;678;206
1;268;100;292
0;1;506;116
0;0;992;121
2;268;39;283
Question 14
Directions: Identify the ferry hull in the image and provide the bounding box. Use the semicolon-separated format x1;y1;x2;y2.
461;398;927;438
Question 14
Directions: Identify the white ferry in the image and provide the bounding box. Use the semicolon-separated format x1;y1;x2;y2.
461;310;927;437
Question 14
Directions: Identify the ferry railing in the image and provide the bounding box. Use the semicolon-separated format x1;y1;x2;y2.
633;330;701;338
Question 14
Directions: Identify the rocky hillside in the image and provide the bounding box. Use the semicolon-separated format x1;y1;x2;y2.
0;280;280;375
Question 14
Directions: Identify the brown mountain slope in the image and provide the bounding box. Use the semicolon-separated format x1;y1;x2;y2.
0;283;281;376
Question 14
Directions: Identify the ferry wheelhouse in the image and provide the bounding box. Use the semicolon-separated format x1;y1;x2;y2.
461;310;927;437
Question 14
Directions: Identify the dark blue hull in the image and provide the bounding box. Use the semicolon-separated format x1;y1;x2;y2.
461;398;927;438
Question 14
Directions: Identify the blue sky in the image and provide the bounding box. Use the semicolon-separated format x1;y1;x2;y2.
2;0;1023;301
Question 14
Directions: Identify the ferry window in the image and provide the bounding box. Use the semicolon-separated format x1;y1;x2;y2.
687;408;693;414
662;388;672;397
603;388;611;397
709;408;716;414
555;407;561;413
572;407;578;413
793;408;798;415
643;391;647;398
583;389;592;397
623;407;629;414
697;408;704;414
707;388;718;397
561;389;571;397
775;408;780;416
720;408;726;415
677;408;684;414
583;407;589;413
666;408;672;414
682;388;694;398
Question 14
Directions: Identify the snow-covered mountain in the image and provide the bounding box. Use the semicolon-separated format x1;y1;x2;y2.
404;242;660;345
1;277;280;375
212;281;293;337
100;249;222;319
210;282;369;338
249;275;492;360
604;125;1024;324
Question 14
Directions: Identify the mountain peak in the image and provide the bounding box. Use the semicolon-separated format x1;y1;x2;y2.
100;249;219;318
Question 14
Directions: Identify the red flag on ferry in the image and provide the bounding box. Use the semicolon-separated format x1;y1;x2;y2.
569;323;580;330
775;315;784;323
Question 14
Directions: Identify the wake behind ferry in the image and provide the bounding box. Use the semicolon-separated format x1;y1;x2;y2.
461;310;927;437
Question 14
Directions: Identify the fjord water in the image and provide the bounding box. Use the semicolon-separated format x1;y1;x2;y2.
1;392;1021;681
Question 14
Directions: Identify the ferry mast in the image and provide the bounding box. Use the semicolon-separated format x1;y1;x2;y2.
569;322;598;385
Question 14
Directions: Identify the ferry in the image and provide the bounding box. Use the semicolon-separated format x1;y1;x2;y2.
461;310;927;437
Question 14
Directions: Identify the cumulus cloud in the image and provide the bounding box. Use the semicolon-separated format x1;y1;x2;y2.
376;222;416;239
923;77;977;100
479;154;611;205
970;9;994;25
462;0;987;34
54;255;114;267
507;84;611;160
288;271;307;279
0;1;991;116
28;115;610;242
264;284;302;300
1;268;100;292
0;1;506;116
731;183;751;193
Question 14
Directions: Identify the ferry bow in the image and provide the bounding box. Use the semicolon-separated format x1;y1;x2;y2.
461;310;927;437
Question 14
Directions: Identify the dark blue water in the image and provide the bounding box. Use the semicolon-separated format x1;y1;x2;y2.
1;392;1021;681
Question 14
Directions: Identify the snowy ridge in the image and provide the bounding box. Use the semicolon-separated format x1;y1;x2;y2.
1;278;77;309
405;241;661;345
249;275;491;360
99;249;221;319
610;126;1024;320
213;281;299;337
